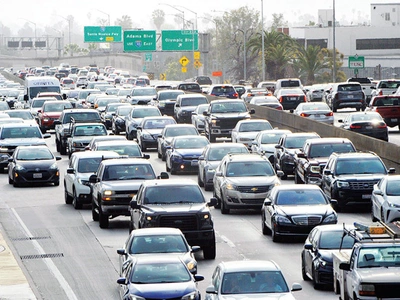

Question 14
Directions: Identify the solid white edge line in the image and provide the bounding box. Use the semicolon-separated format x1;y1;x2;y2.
11;208;79;300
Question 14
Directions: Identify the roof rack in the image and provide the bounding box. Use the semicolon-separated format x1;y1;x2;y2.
342;221;400;245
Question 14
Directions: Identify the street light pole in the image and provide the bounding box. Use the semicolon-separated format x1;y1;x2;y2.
332;0;336;83
261;0;265;81
159;3;185;29
56;15;71;45
96;9;110;26
20;18;37;57
237;29;248;82
175;5;197;30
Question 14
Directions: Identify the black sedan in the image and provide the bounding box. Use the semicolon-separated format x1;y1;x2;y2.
8;145;61;187
301;224;355;289
116;227;200;276
261;185;338;242
111;105;133;135
117;256;204;300
338;111;388;141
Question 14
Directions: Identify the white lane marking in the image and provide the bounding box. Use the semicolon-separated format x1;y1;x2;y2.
219;234;236;248
11;208;79;300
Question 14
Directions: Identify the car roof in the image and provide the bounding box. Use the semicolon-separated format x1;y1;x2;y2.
164;124;196;129
70;150;120;159
284;132;319;137
237;119;270;124
274;184;323;191
225;153;270;162
141;179;199;188
100;157;151;166
211;99;244;104
312;224;355;233
304;137;353;144
61;108;99;114
333;152;378;159
133;255;184;265
0;123;39;128
94;140;139;146
219;260;280;272
205;142;247;149
129;227;184;237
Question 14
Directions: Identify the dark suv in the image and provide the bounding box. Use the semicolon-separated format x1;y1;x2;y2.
174;94;208;123
320;152;395;210
203;99;254;142
129;179;217;259
326;82;365;112
207;84;238;99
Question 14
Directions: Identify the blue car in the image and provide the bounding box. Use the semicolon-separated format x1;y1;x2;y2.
165;135;210;175
207;84;239;99
117;256;204;300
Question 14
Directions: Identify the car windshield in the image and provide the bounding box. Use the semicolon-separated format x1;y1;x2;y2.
116;106;132;116
143;118;175;129
226;162;274;177
74;125;107;136
1;127;42;139
158;91;183;100
386;180;400;196
96;145;141;157
276;189;327;205
335;158;386;175
63;112;100;124
221;271;289;294
211;102;247;113
103;164;155;180
338;84;361;92
16;148;53;160
130;235;188;254
131;108;160;118
261;133;285;144
97;99;119;106
284;136;315;149
358;246;400;268
77;157;103;173
118;89;131;96
130;262;191;284
5;111;34;120
43;103;71;112
165;127;197;137
350;113;382;122
173;137;208;149
143;185;204;204
308;143;355;158
181;97;208;106
280;89;303;95
207;147;248;161
319;231;355;249
301;103;330;110
131;88;156;96
239;122;272;132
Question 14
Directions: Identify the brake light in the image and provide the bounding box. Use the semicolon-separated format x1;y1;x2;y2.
350;124;362;129
379;90;383;96
300;113;310;117
233;93;238;98
378;123;387;128
276;106;283;110
279;97;283;103
303;95;306;102
249;93;254;96
210;94;216;96
325;112;334;116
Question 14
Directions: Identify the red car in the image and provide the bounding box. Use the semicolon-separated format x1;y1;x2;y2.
37;100;73;133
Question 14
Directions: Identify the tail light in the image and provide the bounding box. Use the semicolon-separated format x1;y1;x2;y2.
325;112;334;116
379;90;383;96
210;94;216;96
279;97;283;103
276;106;283;110
377;123;387;128
249;93;254;97
350;124;362;129
233;93;238;98
300;113;310;117
303;95;306;102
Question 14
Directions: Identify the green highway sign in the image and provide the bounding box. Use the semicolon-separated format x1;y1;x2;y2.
84;26;122;43
145;53;152;61
124;30;156;52
162;30;198;51
348;55;365;69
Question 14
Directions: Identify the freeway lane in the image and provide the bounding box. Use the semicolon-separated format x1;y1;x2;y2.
0;134;377;299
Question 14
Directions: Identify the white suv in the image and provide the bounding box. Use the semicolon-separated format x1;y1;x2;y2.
64;151;119;209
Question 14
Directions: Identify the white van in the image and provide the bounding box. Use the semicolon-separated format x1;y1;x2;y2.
274;78;303;96
24;76;61;104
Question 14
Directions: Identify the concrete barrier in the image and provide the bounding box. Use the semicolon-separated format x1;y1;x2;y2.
248;103;400;170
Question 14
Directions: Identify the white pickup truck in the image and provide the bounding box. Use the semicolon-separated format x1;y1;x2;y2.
333;222;400;300
370;79;400;99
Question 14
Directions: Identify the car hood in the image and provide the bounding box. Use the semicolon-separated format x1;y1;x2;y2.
131;96;154;100
206;161;220;169
141;203;207;213
15;159;56;169
210;112;249;119
100;180;150;191
72;136;106;143
237;132;260;139
357;268;400;282
216;293;296;299
335;174;386;181
142;129;163;136
179;106;198;112
173;149;204;157
227;176;278;186
130;281;196;299
41;112;62;118
259;144;277;153
308;157;329;165
277;204;334;217
0;138;46;146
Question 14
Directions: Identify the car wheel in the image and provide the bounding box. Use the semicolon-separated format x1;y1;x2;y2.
220;192;230;214
271;224;280;242
208;132;216;143
197;172;204;187
380;208;385;223
170;165;177;175
64;187;73;204
332;105;337;113
166;162;170;172
312;267;320;289
72;189;83;210
261;214;271;235
157;148;162;159
54;180;59;186
371;204;378;222
129;219;134;233
203;242;216;260
56;140;61;152
91;201;99;221
140;140;147;151
301;255;310;281
99;207;109;228
13;180;19;187
213;189;221;209
60;145;67;155
127;132;134;140
161;149;166;161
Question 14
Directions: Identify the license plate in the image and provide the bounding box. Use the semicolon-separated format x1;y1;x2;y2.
366;126;373;129
314;114;321;117
33;173;42;179
391;118;398;122
289;97;297;100
191;160;198;166
362;194;372;199
347;95;354;98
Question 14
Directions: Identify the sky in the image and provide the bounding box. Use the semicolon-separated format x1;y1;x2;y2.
2;0;396;34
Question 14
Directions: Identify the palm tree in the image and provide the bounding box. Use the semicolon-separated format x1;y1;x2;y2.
293;45;326;85
115;15;133;30
152;9;165;32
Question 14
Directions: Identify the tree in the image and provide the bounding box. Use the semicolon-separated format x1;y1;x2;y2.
64;43;87;56
270;13;288;31
115;15;133;30
152;9;165;32
293;45;326;85
319;48;346;82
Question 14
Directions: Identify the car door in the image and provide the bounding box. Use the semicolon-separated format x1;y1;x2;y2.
263;194;276;230
64;156;76;196
321;157;335;198
213;159;226;199
303;227;318;278
371;178;386;221
231;123;239;142
131;187;144;229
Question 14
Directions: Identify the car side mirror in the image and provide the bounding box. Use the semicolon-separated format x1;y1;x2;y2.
249;109;255;114
215;171;222;177
116;249;126;255
116;278;127;285
208;197;217;207
263;198;272;206
206;285;217;294
8;157;13;162
323;169;332;176
53;120;61;126
339;262;351;271
191;246;201;253
66;168;75;174
89;174;98;183
129;199;139;209
43;133;51;139
55;156;62;161
157;172;169;179
142;154;150;159
203;111;209;116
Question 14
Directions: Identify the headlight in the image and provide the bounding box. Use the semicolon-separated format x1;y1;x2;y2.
226;182;237;190
103;190;113;196
275;215;291;224
172;154;182;160
49;163;58;170
207;168;215;173
359;284;376;297
142;134;151;139
43;118;49;122
323;213;337;224
158;102;166;107
182;292;197;300
211;119;217;126
310;166;321;174
186;259;197;272
200;213;213;229
128;295;146;300
316;257;329;268
337;181;350;188
388;202;400;208
77;178;89;185
15;164;26;171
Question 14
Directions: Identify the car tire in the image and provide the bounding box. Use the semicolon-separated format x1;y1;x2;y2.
56;139;61;152
64;188;73;204
60;145;67;155
197;172;204;187
161;149;166;161
371;204;378;222
261;214;271;235
170;165;177;175
220;192;230;214
271;224;280;242
140;140;147;151
92;201;99;221
203;241;216;260
99;207;109;229
312;267;320;290
208;132;216;143
72;189;83;210
213;190;221;209
166;162;170;172
157;148;162;159
54;180;59;186
129;220;134;233
13;180;19;187
204;182;212;192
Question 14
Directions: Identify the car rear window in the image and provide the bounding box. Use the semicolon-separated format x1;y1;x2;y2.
280;80;301;88
337;84;361;91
